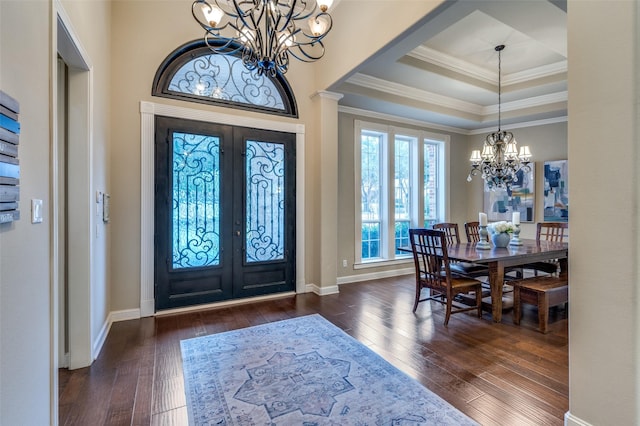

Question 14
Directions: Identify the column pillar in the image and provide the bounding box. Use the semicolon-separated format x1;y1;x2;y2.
311;90;343;294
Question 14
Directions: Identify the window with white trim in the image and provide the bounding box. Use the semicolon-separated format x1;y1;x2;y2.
355;120;447;264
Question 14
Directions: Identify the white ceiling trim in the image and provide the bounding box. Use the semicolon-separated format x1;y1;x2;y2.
409;45;495;84
347;73;483;115
338;105;470;135
408;45;566;85
348;73;567;117
484;91;568;114
505;61;567;85
339;105;568;136
468;115;568;135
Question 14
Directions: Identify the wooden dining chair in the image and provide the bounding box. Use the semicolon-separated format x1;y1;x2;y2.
525;222;569;276
409;228;483;325
432;222;461;245
433;222;488;278
464;221;481;243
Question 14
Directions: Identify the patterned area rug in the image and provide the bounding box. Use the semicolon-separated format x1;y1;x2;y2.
180;314;478;425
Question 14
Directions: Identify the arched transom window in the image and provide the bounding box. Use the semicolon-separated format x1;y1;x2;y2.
153;40;297;117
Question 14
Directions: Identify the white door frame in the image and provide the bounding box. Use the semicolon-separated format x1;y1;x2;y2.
54;0;94;374
139;101;307;316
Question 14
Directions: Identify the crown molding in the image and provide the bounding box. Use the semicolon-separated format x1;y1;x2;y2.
468;115;568;135
408;45;566;86
347;73;567;117
338;105;470;134
338;105;568;136
347;73;483;115
484;91;568;114
409;45;495;84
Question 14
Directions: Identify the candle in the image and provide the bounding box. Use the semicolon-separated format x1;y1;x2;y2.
512;211;520;225
479;212;487;226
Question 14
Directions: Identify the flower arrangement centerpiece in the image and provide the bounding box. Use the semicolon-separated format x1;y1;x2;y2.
487;221;515;247
488;221;516;234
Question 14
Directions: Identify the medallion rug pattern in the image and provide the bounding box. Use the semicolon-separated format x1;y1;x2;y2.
180;314;478;425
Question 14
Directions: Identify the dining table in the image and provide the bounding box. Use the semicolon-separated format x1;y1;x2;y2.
444;239;568;322
403;238;569;323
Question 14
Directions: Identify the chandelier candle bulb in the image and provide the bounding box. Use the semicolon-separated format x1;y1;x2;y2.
192;0;334;76
201;4;224;27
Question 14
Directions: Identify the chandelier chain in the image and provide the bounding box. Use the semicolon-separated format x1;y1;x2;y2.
497;45;502;131
467;44;532;191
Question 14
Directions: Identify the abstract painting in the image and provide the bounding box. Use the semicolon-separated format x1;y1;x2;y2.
484;164;535;222
543;160;569;221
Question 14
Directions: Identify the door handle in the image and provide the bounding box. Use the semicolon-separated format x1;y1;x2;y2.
236;231;241;236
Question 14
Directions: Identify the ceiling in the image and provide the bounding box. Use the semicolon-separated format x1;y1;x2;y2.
330;0;568;134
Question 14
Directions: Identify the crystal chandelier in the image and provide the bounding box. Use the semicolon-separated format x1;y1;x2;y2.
467;45;532;190
192;0;334;77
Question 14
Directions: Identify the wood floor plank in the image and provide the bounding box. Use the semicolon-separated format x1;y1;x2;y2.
59;276;569;425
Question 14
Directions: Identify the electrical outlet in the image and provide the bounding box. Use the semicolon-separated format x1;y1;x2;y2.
342;259;348;267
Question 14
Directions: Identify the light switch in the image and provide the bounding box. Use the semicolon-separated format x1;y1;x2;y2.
32;199;43;224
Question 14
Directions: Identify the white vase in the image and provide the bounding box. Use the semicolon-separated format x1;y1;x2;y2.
491;232;510;248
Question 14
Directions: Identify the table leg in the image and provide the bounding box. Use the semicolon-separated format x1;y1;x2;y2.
488;261;505;322
558;257;568;279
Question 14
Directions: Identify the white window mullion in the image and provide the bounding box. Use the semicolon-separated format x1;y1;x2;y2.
354;121;363;264
414;136;424;228
383;129;395;259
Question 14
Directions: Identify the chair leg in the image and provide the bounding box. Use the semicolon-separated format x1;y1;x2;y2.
444;290;452;326
413;284;421;313
476;286;482;318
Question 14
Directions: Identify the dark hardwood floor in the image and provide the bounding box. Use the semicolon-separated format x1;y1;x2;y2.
58;275;568;425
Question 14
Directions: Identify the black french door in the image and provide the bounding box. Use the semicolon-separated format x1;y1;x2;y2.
154;116;296;310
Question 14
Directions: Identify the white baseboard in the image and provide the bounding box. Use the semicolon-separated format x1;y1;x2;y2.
92;316;112;361
306;283;340;295
564;411;593;426
337;267;413;285
111;308;141;322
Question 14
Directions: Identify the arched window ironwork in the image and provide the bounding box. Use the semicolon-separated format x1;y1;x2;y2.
152;40;298;117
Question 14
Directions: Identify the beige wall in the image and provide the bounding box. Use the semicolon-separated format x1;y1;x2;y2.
0;1;52;423
567;1;638;424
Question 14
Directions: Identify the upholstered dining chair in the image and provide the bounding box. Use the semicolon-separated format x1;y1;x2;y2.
409;228;483;325
524;222;569;276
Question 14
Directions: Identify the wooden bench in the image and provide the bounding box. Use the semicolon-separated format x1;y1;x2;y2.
512;276;568;333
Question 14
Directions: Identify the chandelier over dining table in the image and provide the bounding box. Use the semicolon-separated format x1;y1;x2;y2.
467;45;532;190
192;0;334;77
